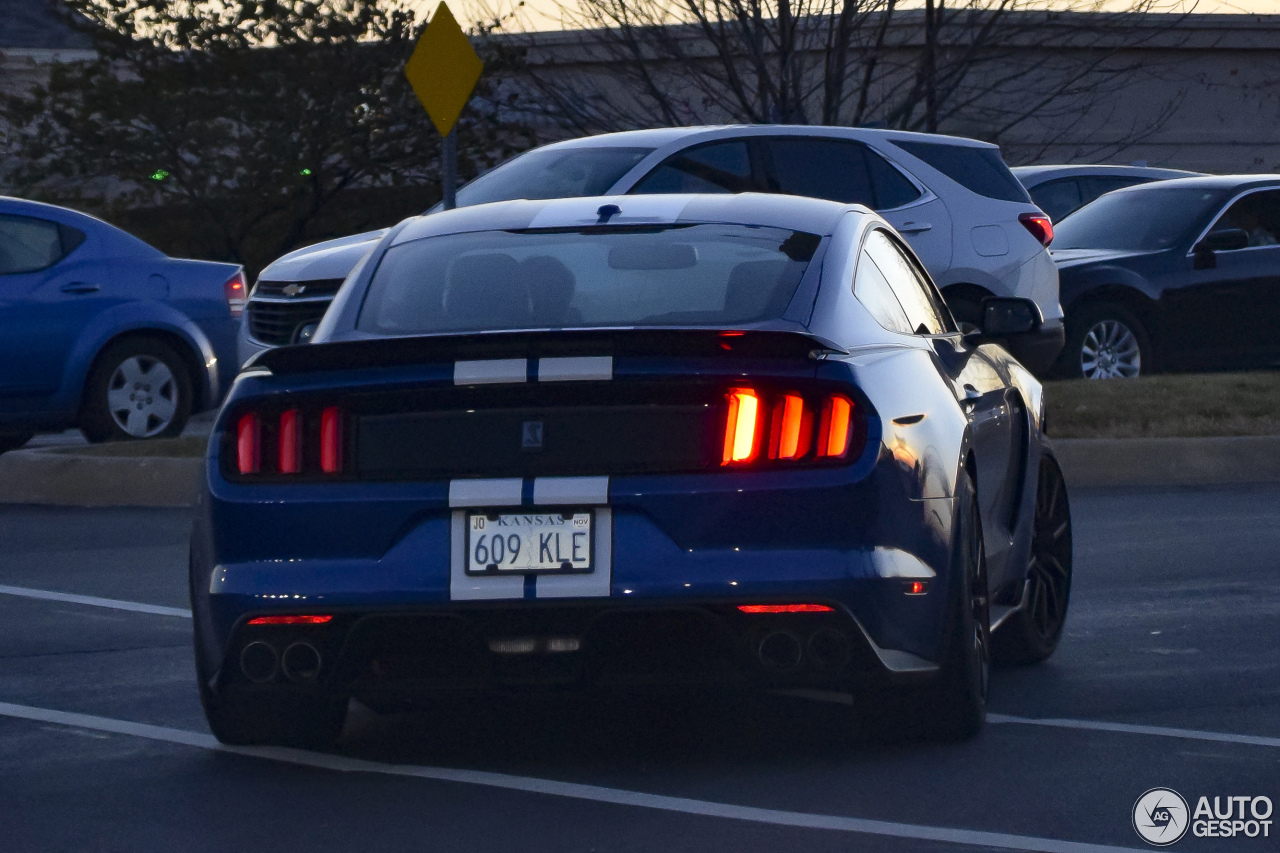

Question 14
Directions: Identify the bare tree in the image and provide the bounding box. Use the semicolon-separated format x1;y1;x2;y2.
495;0;1198;163
1;1;533;273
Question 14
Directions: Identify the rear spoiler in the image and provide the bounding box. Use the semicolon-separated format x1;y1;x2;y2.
250;328;847;376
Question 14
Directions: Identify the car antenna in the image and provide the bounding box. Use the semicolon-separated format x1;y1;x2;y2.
596;204;621;224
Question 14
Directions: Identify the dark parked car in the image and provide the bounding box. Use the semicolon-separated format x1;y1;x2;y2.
1049;175;1280;378
1012;164;1200;224
0;197;244;451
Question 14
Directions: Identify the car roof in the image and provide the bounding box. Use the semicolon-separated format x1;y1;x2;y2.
391;193;869;246
1096;174;1280;193
1010;164;1201;185
538;124;1000;152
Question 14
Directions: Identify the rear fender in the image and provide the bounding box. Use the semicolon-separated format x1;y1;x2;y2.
59;302;219;416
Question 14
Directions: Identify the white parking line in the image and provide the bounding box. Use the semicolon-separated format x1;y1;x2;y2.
988;713;1280;749
0;585;191;618
0;700;1145;853
3;586;1276;752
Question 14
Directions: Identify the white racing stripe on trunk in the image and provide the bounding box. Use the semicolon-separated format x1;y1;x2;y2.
454;359;527;385
532;477;609;506
538;357;613;382
0;700;1148;853
0;585;191;618
449;479;523;508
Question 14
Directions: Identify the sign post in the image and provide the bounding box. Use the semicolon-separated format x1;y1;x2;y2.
404;2;483;210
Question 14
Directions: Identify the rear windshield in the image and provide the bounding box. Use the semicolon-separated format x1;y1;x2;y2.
892;140;1030;204
1053;187;1227;252
357;224;819;335
456;147;654;208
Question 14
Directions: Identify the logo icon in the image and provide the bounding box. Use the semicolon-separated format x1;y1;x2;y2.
1133;788;1190;846
281;283;306;297
522;421;543;451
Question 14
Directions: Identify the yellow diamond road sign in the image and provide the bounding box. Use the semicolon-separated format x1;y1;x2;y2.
404;2;483;138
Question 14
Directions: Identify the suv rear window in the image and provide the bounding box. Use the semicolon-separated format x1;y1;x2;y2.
892;140;1030;204
456;147;654;208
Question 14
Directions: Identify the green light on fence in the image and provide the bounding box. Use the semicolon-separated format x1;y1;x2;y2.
150;169;169;181
300;168;312;176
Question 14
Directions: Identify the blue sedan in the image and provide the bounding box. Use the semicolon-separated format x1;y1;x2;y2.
0;197;244;449
191;194;1073;746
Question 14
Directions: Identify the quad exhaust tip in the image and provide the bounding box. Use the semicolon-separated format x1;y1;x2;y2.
282;642;323;681
240;641;279;683
757;631;803;669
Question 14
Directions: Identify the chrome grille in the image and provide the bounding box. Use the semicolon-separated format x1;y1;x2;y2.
246;279;345;345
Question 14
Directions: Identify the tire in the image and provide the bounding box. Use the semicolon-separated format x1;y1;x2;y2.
0;433;34;455
994;455;1073;665
80;336;193;443
1053;302;1150;379
853;471;990;741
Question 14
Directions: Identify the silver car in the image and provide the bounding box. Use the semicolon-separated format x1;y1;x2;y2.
241;126;1063;372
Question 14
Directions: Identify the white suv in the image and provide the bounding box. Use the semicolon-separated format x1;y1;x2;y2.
240;125;1063;371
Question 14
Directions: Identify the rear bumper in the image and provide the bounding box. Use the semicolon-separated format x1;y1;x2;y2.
193;466;960;693
205;597;942;708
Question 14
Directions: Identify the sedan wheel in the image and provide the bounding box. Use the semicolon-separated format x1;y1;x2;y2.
107;356;179;438
1080;319;1142;379
80;337;193;443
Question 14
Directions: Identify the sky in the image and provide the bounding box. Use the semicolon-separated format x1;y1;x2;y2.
404;0;1280;32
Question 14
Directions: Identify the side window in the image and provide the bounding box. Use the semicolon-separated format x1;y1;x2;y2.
865;150;922;209
1029;179;1084;223
853;246;913;334
863;229;949;335
765;139;875;207
1086;176;1145;201
1210;190;1280;249
0;214;66;275
630;141;754;195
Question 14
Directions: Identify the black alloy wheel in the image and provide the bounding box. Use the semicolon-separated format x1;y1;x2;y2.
994;455;1073;664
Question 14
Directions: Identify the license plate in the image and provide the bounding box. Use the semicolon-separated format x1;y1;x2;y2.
465;510;593;574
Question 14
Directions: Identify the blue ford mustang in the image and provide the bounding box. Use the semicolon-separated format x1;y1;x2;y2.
191;194;1073;746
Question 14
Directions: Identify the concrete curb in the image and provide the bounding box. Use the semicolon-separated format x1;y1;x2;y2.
0;446;204;508
1054;435;1280;489
0;435;1278;508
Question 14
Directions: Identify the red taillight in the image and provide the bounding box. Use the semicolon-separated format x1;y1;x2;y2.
768;394;811;461
738;604;834;614
278;409;301;474
224;270;248;318
722;389;761;465
1019;212;1054;247
236;413;260;474
723;389;864;466
246;614;333;625
320;406;343;474
817;395;854;458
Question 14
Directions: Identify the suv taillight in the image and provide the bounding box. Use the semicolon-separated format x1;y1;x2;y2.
233;406;345;478
721;388;865;467
224;270;248;318
1019;213;1054;247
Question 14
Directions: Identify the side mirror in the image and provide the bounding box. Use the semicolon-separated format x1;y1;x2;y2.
1199;228;1249;253
977;297;1042;338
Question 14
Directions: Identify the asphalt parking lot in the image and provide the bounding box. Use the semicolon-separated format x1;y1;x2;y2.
1;485;1277;852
